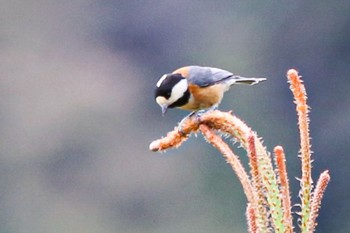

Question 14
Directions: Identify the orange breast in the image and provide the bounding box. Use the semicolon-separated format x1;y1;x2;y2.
178;83;225;111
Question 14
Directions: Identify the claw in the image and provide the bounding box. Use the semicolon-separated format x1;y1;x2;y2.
177;105;219;134
194;105;218;118
177;111;196;135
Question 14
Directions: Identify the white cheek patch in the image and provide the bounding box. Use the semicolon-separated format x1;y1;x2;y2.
156;96;168;106
156;74;168;87
168;79;188;104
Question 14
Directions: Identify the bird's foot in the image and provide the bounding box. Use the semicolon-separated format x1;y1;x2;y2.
177;111;197;135
194;105;218;118
177;106;218;135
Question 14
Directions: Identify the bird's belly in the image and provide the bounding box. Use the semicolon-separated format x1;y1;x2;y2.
178;84;225;111
177;100;207;111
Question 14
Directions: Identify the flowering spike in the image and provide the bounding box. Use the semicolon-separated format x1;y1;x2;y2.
287;69;313;231
274;146;293;232
149;118;199;151
248;133;270;232
307;170;331;232
246;203;258;233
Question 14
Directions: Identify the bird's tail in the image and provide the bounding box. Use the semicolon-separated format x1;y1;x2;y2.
231;76;267;86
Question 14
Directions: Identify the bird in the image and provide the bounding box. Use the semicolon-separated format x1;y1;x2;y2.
154;66;266;119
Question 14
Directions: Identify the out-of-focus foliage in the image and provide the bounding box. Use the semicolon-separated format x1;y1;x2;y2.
0;1;349;233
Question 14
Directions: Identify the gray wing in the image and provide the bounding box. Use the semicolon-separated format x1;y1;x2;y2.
187;66;233;87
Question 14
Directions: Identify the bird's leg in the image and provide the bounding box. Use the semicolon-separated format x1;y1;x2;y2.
194;104;218;118
177;111;197;134
177;105;218;134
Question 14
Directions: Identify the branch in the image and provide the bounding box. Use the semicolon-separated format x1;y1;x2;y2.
150;110;285;232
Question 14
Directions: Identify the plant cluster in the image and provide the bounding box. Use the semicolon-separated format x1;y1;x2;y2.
150;69;330;233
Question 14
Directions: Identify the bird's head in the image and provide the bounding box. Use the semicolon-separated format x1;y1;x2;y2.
154;73;189;115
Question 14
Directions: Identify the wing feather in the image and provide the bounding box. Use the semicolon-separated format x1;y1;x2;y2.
187;66;233;87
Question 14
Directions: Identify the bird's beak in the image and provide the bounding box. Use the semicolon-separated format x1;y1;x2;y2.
161;105;168;116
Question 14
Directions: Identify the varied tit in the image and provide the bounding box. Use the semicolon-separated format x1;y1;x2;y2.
154;66;266;116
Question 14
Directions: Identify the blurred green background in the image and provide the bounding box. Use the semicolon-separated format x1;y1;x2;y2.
1;1;349;232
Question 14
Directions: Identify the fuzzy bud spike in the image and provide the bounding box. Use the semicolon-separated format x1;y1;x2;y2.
246;203;258;233
274;146;293;232
248;133;270;232
287;69;313;231
307;170;331;232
